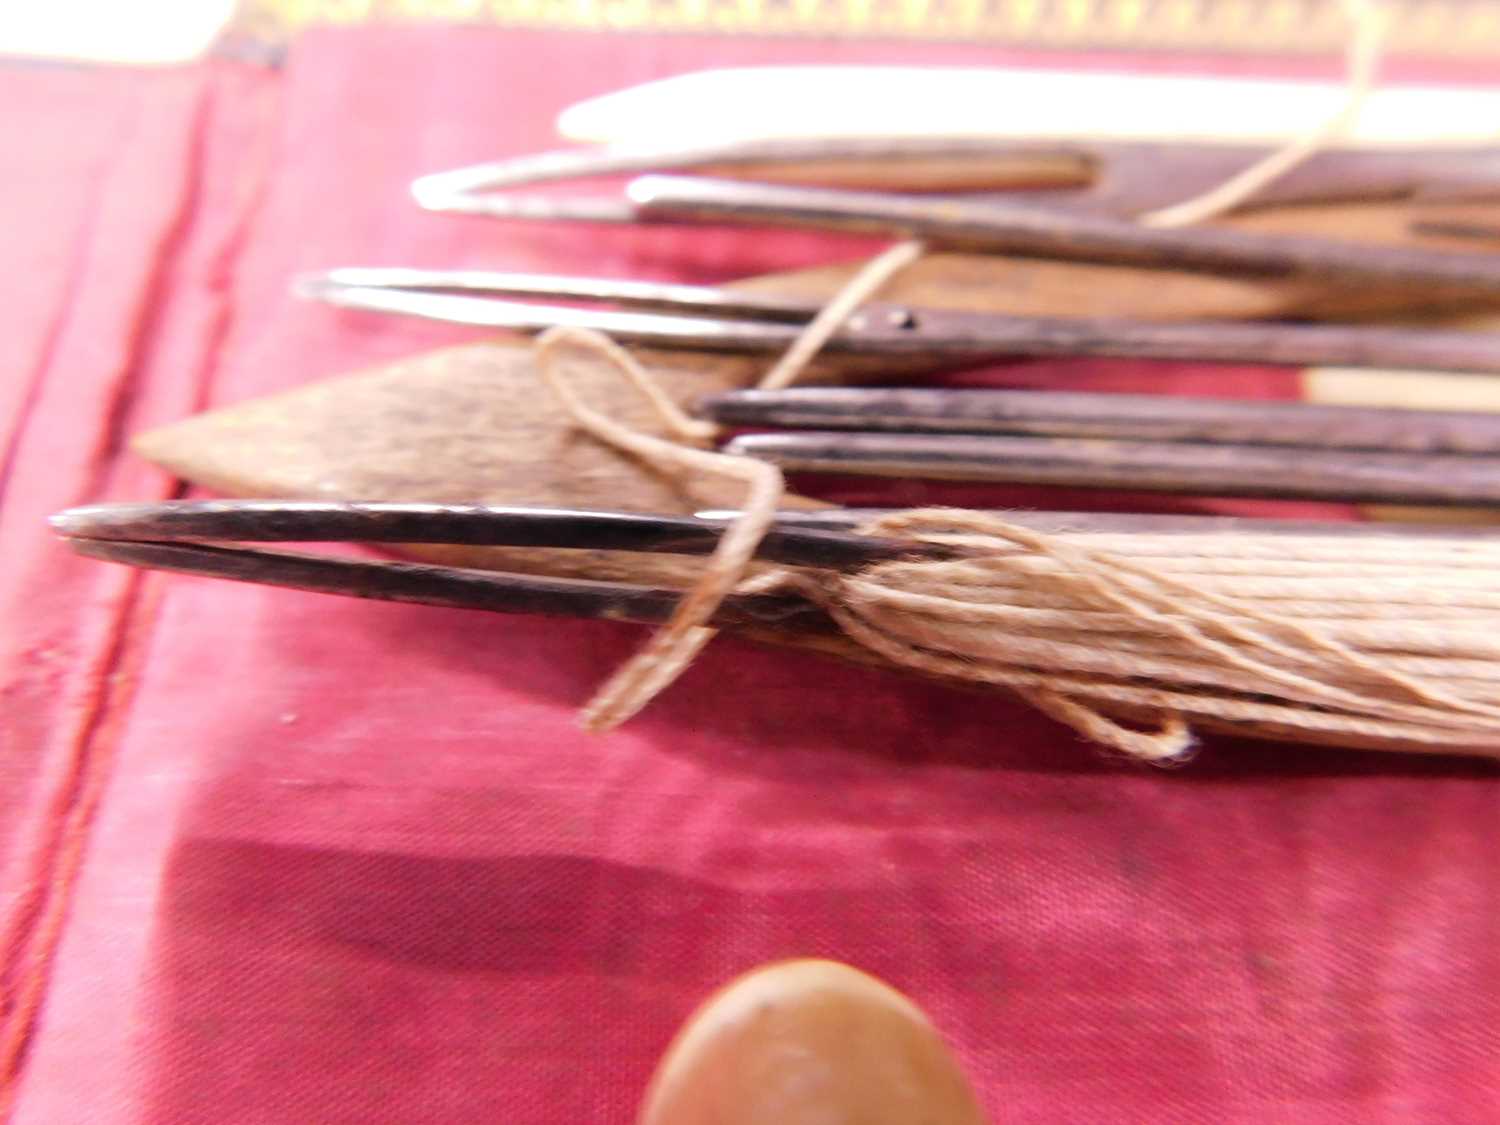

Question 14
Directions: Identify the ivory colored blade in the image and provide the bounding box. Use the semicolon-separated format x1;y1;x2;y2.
558;66;1500;148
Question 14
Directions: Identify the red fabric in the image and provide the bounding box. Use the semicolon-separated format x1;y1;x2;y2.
3;31;1499;1123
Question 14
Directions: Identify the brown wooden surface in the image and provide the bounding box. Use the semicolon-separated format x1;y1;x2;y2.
635;179;1500;299
833;307;1500;373
135;343;830;588
726;431;1500;506
730;200;1500;324
703;386;1500;453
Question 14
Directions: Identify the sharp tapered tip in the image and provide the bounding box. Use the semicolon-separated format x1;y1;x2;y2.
49;502;167;541
623;174;670;206
289;271;341;302
410;173;455;210
49;506;107;537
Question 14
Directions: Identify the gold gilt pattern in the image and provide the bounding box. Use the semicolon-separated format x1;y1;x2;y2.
231;0;1500;54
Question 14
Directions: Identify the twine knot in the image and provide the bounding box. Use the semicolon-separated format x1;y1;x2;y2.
533;329;1500;763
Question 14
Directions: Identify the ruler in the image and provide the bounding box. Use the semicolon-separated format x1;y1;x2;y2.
232;0;1500;55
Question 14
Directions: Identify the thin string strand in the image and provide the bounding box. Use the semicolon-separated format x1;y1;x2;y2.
529;236;935;733
533;326;785;731
1140;0;1387;228
755;239;928;390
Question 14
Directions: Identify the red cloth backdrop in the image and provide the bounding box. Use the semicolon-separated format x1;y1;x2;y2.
2;29;1498;1123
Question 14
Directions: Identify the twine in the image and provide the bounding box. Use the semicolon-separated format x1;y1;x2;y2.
795;510;1500;759
534;328;786;731
1140;0;1387;227
756;239;928;389
528;238;926;733
526;1;1466;762
533;329;1500;761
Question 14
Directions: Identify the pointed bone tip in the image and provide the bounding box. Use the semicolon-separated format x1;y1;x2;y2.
290;271;339;302
623;174;672;206
410;177;442;207
410;175;468;212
